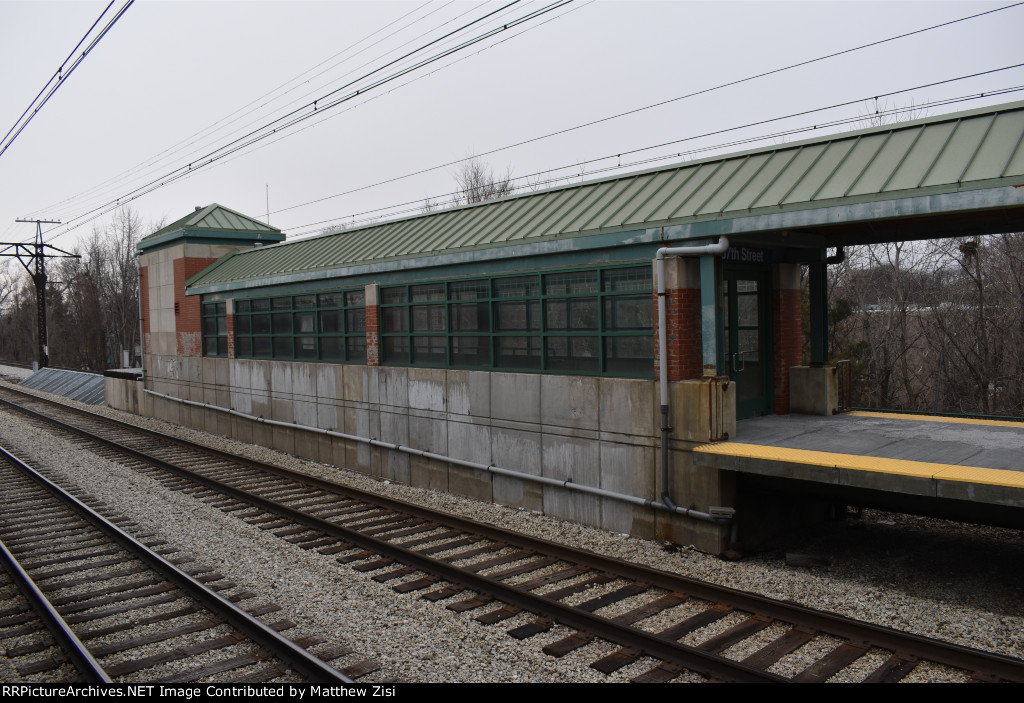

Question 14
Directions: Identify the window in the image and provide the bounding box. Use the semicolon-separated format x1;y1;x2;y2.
380;264;653;376
232;289;366;362
202;302;227;357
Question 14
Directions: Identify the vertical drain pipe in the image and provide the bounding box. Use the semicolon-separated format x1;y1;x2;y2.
656;237;730;510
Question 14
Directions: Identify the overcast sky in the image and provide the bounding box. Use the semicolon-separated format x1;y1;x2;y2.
0;0;1021;255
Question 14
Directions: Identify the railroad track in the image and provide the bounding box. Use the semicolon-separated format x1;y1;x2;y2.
0;442;361;683
1;384;1022;683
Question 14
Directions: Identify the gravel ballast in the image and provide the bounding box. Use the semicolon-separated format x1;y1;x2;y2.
0;375;1021;683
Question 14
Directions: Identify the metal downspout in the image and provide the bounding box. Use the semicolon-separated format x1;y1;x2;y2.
136;253;144;378
656;237;731;519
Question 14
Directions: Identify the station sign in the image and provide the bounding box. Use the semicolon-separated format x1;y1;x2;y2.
723;246;772;264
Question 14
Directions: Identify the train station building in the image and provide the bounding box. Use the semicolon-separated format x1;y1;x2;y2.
107;99;1024;554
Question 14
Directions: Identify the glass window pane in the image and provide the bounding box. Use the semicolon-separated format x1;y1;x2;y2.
605;295;652;331
346;308;366;333
204;337;217;355
217;337;227;356
496;300;539;331
546;299;597;330
295;336;316;359
412;336;446;364
320;310;342;334
410;283;444;302
603;266;651;292
321;336;344;360
494;275;538;298
383;336;408;363
319;292;342;308
237;337;252;357
236;300;250;313
294;295;315;309
253;299;271;312
495;336;541;369
346;336;366;362
254;337;272;357
546;335;599;372
544;271;597;295
252;314;270;334
273;337;293;358
450;302;488;332
449;280;488;300
737;291;759;327
382;307;407;332
273;313;292;334
451;336;489;367
271;297;291;310
381;287;406;304
295;312;315;334
217;317;227;335
412;305;445;332
605;336;653;375
236;316;251;334
345;290;365;307
203;318;217;336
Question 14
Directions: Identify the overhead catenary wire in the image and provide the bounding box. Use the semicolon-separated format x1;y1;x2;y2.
264;0;1024;221
38;0;574;244
24;0;481;218
28;1;1024;244
0;1;134;160
284;81;1024;235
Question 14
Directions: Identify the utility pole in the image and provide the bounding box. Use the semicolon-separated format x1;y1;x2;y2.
1;219;79;368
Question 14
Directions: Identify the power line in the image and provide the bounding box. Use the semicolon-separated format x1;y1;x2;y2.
284;81;1024;235
0;1;134;160
39;0;575;243
266;1;1024;221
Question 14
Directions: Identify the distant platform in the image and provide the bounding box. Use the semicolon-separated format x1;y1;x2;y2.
19;367;106;405
694;411;1024;513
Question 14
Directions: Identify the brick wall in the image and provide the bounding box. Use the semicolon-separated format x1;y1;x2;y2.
366;303;380;367
174;257;218;357
653;288;703;382
773;287;802;414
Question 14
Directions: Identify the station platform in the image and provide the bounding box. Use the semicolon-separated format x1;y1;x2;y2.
693;411;1024;515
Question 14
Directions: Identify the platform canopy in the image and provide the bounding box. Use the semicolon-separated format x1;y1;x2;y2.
187;100;1024;294
138;203;284;255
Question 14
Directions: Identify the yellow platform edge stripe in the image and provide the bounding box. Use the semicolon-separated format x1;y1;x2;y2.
848;410;1024;429
694;442;1024;489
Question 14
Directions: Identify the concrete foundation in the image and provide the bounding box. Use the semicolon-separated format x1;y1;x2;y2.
789;365;838;415
105;356;740;554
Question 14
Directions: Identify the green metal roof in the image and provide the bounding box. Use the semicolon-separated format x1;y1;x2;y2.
139;203;283;252
187;100;1024;293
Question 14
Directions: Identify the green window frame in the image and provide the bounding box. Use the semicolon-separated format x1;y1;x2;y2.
379;264;653;377
233;289;366;363
202;302;228;357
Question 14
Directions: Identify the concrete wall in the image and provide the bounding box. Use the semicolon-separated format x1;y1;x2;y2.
110;355;738;553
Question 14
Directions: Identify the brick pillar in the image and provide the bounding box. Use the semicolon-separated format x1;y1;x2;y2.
173;257;218;357
141;265;151;355
654;258;703;381
773;263;802;414
365;283;380;367
226;299;236;359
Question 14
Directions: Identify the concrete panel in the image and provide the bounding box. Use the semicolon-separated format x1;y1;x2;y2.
542;435;601;528
409;415;448;492
491;427;543;513
230;359;253;415
790;365;839;416
447;370;490;417
408;368;446;411
270;363;295;423
598;378;656;437
292;362;318;428
378;367;408;410
315;365;340;432
250;361;271;419
600;443;656;537
541;376;599;431
491;373;540;424
378;392;409;484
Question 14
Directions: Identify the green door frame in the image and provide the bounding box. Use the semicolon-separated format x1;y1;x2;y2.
722;265;774;419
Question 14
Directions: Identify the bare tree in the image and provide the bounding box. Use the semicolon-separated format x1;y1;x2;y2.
452;157;514;206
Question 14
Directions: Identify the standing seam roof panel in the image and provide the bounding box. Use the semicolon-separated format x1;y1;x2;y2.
617;169;685;226
707;152;772;214
923;116;992;186
690;158;749;216
482;196;538;243
576;177;638;231
503;186;572;241
649;161;725;221
966;111;1024;181
548;182;614;235
526;188;586;238
639;165;706;223
845;130;910;196
886;122;956;191
415;207;477;252
588;176;650;230
814;135;886;201
727;150;793;211
785;140;855;204
749;145;818;208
